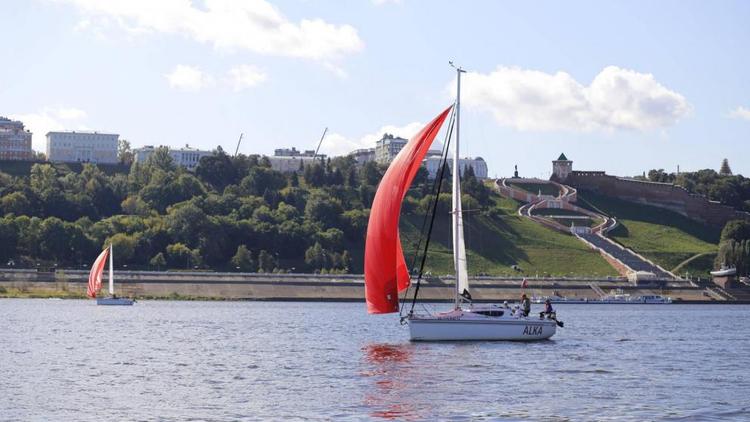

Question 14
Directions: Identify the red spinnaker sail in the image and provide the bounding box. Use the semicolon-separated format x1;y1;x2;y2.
87;248;109;298
364;106;453;314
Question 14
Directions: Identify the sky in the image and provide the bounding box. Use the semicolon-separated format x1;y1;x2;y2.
1;0;749;178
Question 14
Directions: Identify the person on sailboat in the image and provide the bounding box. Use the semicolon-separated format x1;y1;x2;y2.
539;299;554;319
521;294;531;317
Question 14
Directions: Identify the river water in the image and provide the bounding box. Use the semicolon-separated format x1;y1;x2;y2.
1;299;749;421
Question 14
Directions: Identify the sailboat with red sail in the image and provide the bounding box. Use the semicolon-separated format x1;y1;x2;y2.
364;64;559;340
87;245;134;306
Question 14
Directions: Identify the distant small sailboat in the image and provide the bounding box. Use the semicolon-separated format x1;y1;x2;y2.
364;64;560;341
87;245;134;306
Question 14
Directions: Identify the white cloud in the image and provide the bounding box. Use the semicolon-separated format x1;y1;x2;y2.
227;65;267;91
372;0;402;5
321;122;425;156
57;0;364;61
55;107;88;120
454;65;691;132
165;65;214;91
729;106;750;121
9;107;89;151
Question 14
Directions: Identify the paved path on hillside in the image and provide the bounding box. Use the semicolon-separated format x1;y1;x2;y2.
495;179;677;280
577;233;674;279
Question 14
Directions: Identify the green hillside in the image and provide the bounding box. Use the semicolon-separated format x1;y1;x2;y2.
576;191;721;275
399;195;617;277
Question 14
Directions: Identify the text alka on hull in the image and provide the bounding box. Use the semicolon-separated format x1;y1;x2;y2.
87;244;135;306
364;63;561;341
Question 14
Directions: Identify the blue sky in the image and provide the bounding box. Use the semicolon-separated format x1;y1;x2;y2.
1;0;749;178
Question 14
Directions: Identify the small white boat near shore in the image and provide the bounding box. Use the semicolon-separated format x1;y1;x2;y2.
88;245;134;306
532;295;589;304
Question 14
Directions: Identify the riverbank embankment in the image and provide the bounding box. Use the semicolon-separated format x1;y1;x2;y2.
0;268;741;302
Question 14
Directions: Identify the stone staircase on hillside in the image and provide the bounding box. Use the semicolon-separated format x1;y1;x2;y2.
578;233;675;280
495;178;678;281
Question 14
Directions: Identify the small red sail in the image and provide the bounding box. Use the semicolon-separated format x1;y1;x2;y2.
87;248;109;298
364;106;453;314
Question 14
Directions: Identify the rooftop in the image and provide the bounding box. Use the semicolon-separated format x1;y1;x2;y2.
47;130;118;136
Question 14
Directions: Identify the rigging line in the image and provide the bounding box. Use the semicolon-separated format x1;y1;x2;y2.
406;105;457;316
399;107;457;316
407;108;456;279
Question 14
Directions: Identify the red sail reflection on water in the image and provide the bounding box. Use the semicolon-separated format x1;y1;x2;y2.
362;343;419;420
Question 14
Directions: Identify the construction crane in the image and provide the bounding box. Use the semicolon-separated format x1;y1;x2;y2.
312;127;328;161
234;133;244;157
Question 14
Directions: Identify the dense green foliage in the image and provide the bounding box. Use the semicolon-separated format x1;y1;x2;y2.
0;149;621;276
0;148;388;273
0;149;499;274
715;219;750;275
646;164;750;211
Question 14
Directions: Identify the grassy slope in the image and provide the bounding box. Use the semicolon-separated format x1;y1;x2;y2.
398;195;617;277
577;191;720;275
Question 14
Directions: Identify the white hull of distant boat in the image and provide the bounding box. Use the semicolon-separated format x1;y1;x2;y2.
532;295;589;304
96;297;134;306
408;309;557;341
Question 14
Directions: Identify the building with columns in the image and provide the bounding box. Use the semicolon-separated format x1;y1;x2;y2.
46;131;119;164
134;145;213;170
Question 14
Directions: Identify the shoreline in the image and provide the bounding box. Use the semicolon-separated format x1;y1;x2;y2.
2;291;749;305
2;269;748;303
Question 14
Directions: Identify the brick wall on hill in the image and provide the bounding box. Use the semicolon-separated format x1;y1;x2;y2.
564;171;747;227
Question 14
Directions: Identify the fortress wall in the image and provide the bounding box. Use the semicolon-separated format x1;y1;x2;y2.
565;173;744;226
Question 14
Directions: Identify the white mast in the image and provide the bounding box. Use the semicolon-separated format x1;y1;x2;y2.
108;244;114;296
450;62;470;308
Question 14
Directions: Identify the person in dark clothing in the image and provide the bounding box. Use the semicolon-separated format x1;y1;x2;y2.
540;299;554;319
521;294;531;317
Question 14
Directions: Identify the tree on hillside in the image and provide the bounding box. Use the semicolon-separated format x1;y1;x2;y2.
196;149;237;191
147;147;177;173
230;245;254;272
716;239;750;275
240;167;286;196
118;139;134;165
721;220;750;243
303;162;326;187
30;164;59;195
166;242;192;268
0;218;18;262
150;252;166;270
720;158;733;176
257;249;275;272
1;192;30;215
305;242;327;271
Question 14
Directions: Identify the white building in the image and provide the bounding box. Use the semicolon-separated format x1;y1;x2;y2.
133;145;213;170
349;148;375;165
0;117;33;161
46;131;119;164
424;156;488;179
267;147;326;173
375;133;442;164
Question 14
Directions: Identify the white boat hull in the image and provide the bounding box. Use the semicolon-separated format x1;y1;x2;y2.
96;297;134;306
408;309;557;341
